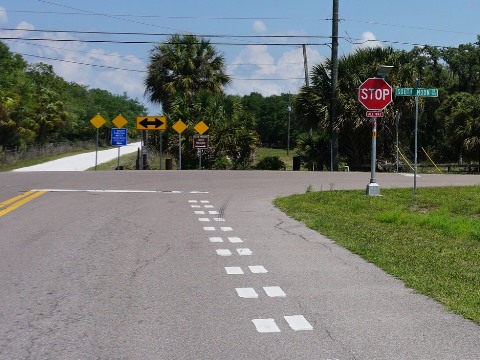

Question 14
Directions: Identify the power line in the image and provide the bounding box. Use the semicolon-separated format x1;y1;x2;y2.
6;7;478;37
6;38;304;66
2;27;333;40
19;52;306;81
4;9;332;22
0;36;330;47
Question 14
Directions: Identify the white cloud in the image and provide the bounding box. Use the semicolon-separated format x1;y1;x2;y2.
0;7;8;25
252;20;267;34
354;31;383;51
227;45;325;96
1;23;149;107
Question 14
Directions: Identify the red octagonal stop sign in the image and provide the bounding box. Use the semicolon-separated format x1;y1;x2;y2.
358;78;392;110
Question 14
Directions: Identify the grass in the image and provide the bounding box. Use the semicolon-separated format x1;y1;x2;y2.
255;147;295;170
274;186;480;324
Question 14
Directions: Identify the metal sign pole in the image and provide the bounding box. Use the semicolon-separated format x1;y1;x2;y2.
414;80;420;196
95;128;99;170
366;117;380;195
396;111;400;172
117;146;120;169
178;134;182;170
159;131;163;170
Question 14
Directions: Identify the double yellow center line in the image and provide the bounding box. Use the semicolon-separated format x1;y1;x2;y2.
0;190;47;217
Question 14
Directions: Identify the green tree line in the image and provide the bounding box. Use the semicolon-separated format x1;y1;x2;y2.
0;41;147;150
5;33;480;171
295;39;480;170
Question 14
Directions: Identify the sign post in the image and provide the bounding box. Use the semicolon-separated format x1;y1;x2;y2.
358;77;393;196
172;120;187;170
89;114;107;170
396;83;438;195
194;121;209;170
111;127;128;170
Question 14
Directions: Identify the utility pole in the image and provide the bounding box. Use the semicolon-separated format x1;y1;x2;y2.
330;0;339;171
287;93;291;155
302;44;309;87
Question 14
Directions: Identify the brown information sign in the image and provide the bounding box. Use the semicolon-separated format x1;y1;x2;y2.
193;134;209;149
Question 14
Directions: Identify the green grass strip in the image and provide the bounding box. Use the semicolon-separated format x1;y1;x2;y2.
274;186;480;324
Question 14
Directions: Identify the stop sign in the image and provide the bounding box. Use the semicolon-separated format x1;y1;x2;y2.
358;78;392;110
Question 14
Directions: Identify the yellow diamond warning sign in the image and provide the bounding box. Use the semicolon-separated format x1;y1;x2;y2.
172;120;187;134
194;121;209;135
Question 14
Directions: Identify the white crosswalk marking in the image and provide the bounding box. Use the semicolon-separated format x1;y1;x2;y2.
209;237;223;243
221;227;233;231
204;205;214;208
236;288;258;298
263;286;286;297
194;210;205;215
252;319;281;333
216;249;232;256
237;248;252;255
203;227;215;231
200;200;210;203
225;267;244;275
228;237;243;243
214;218;225;222
191;205;201;208
188;200;198;203
249;265;268;273
198;218;210;222
284;315;313;331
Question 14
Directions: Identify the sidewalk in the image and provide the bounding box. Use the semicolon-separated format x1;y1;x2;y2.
12;142;141;172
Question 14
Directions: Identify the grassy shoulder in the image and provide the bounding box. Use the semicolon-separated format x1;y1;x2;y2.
274;186;480;324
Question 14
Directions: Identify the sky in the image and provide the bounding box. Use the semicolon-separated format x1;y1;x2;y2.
1;1;480;114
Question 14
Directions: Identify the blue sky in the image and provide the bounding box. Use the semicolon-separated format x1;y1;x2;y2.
1;0;479;114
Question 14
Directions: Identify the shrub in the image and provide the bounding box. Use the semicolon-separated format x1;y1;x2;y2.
254;156;286;170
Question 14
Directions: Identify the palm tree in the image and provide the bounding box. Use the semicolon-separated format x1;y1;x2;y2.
295;46;407;166
144;34;231;113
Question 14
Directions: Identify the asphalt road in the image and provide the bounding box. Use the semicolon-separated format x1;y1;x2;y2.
1;170;479;359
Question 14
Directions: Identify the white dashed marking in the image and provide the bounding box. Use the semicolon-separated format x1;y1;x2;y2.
228;237;243;243
225;267;244;275
194;210;205;215
216;249;232;256
209;237;223;243
263;286;286;297
237;248;252;256
204;205;214;208
284;315;313;331
203;227;216;231
214;218;226;222
191;205;201;208
200;200;210;203
209;211;219;215
221;227;233;232
252;319;281;333
236;288;258;298
199;218;210;222
249;265;268;273
188;200;198;203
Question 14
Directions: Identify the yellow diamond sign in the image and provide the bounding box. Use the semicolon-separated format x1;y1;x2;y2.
112;114;128;128
194;121;209;135
172;120;187;134
90;114;106;129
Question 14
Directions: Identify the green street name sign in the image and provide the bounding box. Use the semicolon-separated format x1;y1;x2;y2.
395;88;438;97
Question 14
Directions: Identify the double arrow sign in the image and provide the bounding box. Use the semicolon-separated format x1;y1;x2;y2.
136;116;167;130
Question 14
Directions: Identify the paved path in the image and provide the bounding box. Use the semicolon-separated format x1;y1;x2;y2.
12;142;141;171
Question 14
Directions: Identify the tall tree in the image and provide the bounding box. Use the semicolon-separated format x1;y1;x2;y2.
144;34;230;113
